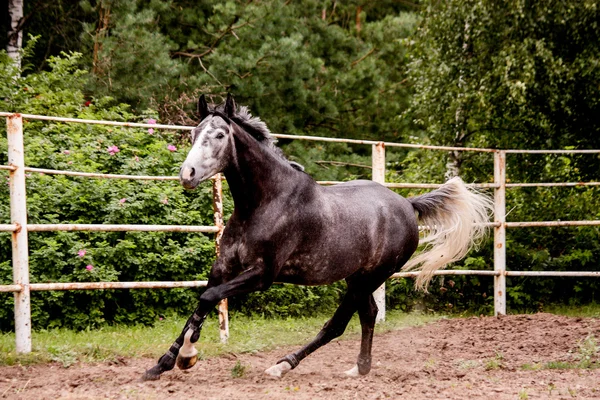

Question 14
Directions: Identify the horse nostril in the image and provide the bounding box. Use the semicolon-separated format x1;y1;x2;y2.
189;167;195;178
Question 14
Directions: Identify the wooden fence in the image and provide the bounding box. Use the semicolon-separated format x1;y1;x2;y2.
1;112;599;353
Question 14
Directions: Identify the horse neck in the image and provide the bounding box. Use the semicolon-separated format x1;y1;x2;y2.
224;127;298;213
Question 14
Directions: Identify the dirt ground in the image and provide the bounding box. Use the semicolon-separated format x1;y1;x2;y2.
2;313;600;399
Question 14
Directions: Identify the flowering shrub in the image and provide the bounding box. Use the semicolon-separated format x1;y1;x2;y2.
0;49;219;330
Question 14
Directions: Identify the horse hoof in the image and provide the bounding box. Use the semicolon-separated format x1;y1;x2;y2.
264;361;292;379
343;364;360;377
141;366;162;381
176;354;198;370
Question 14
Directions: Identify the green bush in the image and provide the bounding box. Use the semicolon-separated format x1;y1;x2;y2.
0;47;219;330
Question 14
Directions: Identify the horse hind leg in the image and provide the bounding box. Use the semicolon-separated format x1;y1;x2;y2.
344;293;377;377
264;291;358;379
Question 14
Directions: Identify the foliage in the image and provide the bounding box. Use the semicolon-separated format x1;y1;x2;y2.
0;45;374;330
402;0;600;312
407;0;600;152
10;1;418;142
80;0;185;109
1;0;600;329
76;1;420;181
0;47;217;330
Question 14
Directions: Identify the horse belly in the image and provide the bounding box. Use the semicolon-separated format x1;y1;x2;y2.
276;245;381;286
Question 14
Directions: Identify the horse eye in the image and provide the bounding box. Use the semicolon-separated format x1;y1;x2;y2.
216;132;225;139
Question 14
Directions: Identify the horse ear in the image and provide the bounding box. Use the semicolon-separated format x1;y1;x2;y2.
224;93;236;118
197;95;209;120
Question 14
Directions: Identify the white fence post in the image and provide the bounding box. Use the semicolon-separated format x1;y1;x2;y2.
213;174;229;343
494;151;507;315
372;142;386;322
8;114;31;353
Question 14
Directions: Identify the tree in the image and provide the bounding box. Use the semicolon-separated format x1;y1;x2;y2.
403;0;600;312
407;0;600;179
6;0;24;70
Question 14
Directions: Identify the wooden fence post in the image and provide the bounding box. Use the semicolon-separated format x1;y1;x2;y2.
8;114;31;353
372;142;386;322
494;151;507;315
213;174;229;343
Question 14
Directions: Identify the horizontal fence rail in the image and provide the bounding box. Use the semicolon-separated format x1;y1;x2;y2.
1;112;599;354
0;281;209;293
26;224;220;232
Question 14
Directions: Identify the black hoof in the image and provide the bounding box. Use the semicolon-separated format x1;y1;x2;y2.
358;358;372;375
176;354;198;370
142;365;163;381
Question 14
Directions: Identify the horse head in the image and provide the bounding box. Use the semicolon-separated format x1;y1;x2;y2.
179;94;236;189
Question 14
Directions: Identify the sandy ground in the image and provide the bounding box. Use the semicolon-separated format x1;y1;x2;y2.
2;313;600;399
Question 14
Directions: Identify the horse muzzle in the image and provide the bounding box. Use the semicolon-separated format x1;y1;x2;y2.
179;166;200;190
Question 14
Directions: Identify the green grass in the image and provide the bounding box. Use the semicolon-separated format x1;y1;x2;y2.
0;310;441;367
520;333;600;371
539;303;600;318
230;360;249;378
545;361;576;369
484;351;504;370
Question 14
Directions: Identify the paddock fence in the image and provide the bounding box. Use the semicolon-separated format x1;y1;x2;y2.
1;112;599;354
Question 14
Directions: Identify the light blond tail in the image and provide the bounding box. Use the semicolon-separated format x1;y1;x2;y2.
402;177;493;290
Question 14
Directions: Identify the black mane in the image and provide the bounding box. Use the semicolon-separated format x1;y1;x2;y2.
211;103;304;171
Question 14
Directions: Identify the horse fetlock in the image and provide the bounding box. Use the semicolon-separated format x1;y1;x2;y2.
264;361;292;379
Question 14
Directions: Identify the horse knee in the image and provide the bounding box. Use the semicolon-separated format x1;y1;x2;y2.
200;287;221;305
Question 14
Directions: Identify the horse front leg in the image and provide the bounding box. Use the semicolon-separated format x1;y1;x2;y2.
142;298;210;381
142;267;272;381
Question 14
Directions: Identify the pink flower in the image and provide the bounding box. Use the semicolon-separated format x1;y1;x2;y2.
167;144;177;152
161;198;169;205
63;150;70;155
68;161;73;165
86;265;93;271
107;145;120;155
78;249;86;257
148;128;154;135
119;198;127;204
134;155;140;162
159;317;163;321
147;119;156;124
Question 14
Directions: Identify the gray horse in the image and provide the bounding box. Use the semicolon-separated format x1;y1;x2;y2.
143;94;492;381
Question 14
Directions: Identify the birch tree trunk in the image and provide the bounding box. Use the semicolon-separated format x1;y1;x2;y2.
7;0;24;71
445;19;471;180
